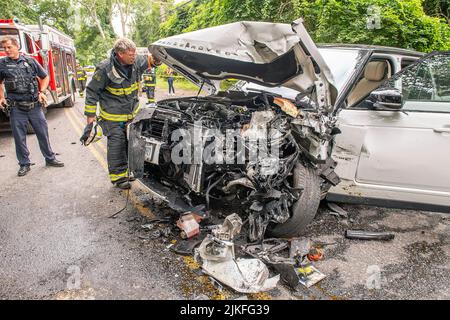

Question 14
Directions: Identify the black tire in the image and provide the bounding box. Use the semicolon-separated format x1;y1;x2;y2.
26;122;35;134
62;80;76;107
63;93;75;107
267;162;322;238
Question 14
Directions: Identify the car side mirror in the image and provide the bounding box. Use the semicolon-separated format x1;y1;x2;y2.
369;88;403;110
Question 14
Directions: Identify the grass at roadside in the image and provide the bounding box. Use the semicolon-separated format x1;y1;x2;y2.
155;76;238;93
156;77;199;91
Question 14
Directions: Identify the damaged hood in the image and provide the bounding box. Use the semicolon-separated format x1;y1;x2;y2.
149;18;338;111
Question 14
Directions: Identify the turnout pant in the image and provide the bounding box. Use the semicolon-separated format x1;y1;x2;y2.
98;120;128;183
10;105;56;166
146;87;155;103
79;80;86;96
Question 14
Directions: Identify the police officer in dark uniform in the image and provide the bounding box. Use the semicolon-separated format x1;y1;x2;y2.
0;36;64;176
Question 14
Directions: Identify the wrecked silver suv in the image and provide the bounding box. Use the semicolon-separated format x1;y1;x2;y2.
129;19;341;239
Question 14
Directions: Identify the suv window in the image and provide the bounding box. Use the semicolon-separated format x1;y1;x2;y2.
401;58;416;69
386;53;450;112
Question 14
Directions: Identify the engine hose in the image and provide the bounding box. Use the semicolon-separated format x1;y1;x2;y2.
205;174;225;209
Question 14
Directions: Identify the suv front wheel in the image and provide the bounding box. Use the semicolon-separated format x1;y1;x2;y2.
267;162;321;237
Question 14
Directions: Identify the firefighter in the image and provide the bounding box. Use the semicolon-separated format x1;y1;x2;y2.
76;63;87;97
142;67;156;104
0;36;64;177
84;38;160;189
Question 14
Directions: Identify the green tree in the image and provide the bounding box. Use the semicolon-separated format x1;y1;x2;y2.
291;0;450;52
131;0;169;46
35;0;74;36
73;0;117;64
74;24;115;64
422;0;449;23
159;0;450;52
2;0;39;23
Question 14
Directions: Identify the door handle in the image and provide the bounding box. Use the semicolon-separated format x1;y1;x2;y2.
433;128;450;133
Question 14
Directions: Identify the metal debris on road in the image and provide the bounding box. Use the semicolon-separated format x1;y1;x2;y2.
345;229;395;241
290;238;312;258
197;235;280;293
171;237;204;255
297;265;326;288
211;213;242;241
141;223;156;231
198;235;235;262
326;202;349;218
177;213;202;239
241;237;327;289
144;209;328;293
202;256;280;293
209;276;224;291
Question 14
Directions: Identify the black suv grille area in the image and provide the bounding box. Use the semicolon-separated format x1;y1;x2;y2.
147;118;166;139
145;118;181;140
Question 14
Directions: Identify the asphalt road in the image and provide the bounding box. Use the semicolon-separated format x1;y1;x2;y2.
0;90;448;300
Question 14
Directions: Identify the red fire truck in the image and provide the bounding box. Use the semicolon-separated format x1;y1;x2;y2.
0;18;77;132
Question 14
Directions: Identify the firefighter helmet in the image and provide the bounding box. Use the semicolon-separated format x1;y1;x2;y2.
80;121;103;146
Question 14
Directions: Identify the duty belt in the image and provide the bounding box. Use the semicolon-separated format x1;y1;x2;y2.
10;100;40;110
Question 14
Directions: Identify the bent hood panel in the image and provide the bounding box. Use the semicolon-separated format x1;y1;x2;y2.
150;19;337;110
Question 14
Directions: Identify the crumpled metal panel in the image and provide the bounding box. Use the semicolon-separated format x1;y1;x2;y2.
202;258;280;294
150;18;337;111
198;234;279;293
211;213;243;241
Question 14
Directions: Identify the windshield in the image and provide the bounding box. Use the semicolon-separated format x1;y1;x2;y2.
318;48;361;92
239;47;363;100
0;28;21;51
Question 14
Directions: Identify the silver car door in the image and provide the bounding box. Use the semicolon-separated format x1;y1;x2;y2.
330;52;450;207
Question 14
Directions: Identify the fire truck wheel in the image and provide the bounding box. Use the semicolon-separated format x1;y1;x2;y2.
65;81;77;107
63;95;75;108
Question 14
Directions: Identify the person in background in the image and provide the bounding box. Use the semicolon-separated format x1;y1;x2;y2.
76;63;87;97
166;67;175;96
142;67;156;104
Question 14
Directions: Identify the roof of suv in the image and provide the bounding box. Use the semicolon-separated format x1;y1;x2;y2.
318;43;424;57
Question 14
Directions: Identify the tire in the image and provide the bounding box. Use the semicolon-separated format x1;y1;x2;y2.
267;162;322;238
63;96;75;107
63;93;75;108
63;81;76;107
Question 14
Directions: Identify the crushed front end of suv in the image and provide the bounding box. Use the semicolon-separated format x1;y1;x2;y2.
129;19;341;239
